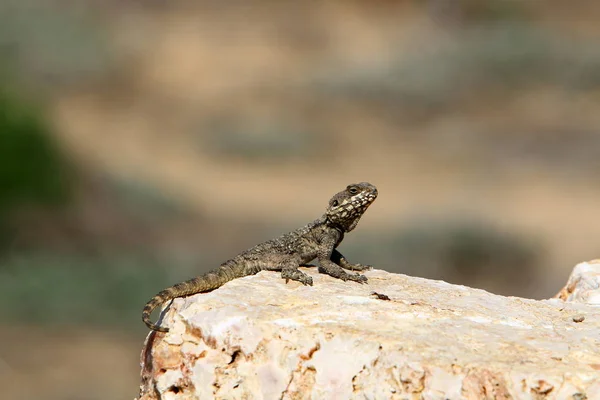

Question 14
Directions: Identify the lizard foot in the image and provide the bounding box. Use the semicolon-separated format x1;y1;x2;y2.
282;269;313;286
318;265;368;284
346;273;368;284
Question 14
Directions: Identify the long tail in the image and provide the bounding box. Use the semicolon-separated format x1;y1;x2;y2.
142;262;250;332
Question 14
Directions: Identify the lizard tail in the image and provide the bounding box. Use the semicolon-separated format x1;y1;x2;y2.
142;263;249;332
142;289;173;332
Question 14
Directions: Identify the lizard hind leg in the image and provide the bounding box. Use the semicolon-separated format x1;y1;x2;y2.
318;261;368;284
341;263;372;271
330;249;372;271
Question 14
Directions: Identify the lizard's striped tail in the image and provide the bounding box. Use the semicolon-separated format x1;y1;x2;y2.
142;289;173;332
142;263;249;332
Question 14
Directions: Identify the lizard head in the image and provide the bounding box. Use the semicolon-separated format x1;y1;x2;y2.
325;182;378;232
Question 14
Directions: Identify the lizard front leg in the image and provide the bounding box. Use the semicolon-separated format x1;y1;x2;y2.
274;255;314;286
330;249;372;271
317;238;368;283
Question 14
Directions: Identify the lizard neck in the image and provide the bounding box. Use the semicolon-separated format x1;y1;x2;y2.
321;214;352;234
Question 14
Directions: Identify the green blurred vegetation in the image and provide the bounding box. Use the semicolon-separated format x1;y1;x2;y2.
0;253;169;331
0;83;73;254
0;88;71;212
0;92;189;329
0;84;193;330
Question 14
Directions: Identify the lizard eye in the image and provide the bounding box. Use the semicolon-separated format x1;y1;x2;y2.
348;187;359;195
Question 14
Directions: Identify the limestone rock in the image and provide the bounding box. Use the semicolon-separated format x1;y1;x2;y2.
138;264;600;400
555;259;600;306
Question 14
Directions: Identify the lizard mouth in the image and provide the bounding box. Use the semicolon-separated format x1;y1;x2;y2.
359;182;378;200
363;188;378;203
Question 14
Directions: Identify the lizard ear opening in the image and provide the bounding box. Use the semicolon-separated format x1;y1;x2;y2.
330;199;339;207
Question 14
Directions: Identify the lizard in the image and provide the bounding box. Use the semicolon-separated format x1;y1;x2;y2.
142;182;378;332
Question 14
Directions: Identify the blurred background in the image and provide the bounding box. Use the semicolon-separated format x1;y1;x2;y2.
1;0;600;398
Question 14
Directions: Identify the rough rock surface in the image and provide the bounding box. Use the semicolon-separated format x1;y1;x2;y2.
138;263;600;400
555;260;600;305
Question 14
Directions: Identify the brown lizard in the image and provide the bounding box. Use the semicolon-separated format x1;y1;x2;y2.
142;182;378;332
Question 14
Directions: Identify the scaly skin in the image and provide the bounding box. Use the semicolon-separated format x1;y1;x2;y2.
142;182;378;332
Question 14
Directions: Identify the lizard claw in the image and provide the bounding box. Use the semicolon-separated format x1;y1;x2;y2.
345;273;368;284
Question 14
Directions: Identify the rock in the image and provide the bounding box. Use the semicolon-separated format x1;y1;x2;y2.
138;264;600;400
554;259;600;305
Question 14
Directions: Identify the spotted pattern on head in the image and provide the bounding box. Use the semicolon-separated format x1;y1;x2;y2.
326;182;378;232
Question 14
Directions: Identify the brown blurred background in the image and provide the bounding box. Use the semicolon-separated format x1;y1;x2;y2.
1;1;600;398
